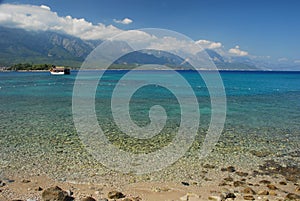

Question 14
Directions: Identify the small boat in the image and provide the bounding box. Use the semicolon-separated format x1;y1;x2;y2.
50;66;70;75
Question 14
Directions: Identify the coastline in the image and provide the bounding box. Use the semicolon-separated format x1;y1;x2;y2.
1;165;299;201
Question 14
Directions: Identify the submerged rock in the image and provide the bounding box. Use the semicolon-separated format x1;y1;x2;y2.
250;150;270;157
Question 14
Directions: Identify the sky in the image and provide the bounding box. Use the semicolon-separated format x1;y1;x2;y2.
0;0;300;66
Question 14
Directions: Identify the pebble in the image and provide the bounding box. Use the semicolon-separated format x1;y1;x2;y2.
81;196;96;201
224;177;234;182
107;190;125;199
269;190;277;196
98;199;108;201
225;192;236;199
0;180;5;187
279;181;287;185
180;193;200;201
203;164;216;169
21;179;31;183
227;166;236;172
286;193;300;200
35;187;43;191
266;184;277;190
236;171;249;177
233;180;245;187
41;186;73;201
181;181;190;186
257;190;269;195
242;187;256;195
296;186;300;192
208;195;222;201
243;195;255;200
259;180;271;184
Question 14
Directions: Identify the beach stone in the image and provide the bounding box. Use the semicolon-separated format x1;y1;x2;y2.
81;197;96;201
0;180;5;187
268;190;277;196
250;150;270;157
203;164;216;169
107;191;125;199
266;184;277;190
98;199;108;201
180;193;200;201
227;166;236;172
35;187;43;191
225;193;236;199
153;187;170;192
257;190;269;195
296;186;300;192
208;195;222;201
236;171;249;177
279;181;287;185
286;193;300;200
233;180;245;187
243;195;255;200
218;181;228;186
21;179;31;183
181;181;190;186
242;187;256;195
259;180;271;184
224;177;234;182
42;186;73;201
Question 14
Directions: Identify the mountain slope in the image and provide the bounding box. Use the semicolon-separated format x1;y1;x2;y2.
0;26;101;67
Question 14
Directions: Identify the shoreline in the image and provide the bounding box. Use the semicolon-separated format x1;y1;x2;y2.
1;165;299;201
1;69;300;73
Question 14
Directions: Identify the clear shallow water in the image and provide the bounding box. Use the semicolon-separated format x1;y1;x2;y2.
0;70;299;182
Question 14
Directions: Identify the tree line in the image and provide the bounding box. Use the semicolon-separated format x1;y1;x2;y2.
7;63;54;71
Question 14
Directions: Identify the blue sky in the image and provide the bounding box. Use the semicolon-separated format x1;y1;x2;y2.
1;0;300;64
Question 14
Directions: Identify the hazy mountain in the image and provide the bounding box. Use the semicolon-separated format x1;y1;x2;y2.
0;26;101;67
1;26;294;70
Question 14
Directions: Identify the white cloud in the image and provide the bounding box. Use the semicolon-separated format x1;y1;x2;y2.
228;45;248;56
294;60;300;63
195;39;222;49
40;5;50;11
278;57;288;62
0;3;123;40
113;18;133;25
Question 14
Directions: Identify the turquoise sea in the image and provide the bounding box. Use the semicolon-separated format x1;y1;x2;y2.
0;70;299;183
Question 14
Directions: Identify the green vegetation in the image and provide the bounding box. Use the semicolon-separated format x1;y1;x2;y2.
7;63;53;71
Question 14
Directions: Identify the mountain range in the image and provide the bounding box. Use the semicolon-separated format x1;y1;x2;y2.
0;26;297;70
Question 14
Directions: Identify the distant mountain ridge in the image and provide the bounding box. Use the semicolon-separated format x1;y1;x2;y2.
0;26;101;67
0;26;265;70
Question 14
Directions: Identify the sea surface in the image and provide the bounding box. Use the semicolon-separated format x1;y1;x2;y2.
0;70;299;183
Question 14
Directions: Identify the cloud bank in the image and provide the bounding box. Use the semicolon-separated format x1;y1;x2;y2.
0;3;251;60
0;3;122;40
